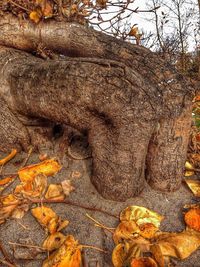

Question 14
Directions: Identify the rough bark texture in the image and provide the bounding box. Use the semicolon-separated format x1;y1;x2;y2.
0;14;194;201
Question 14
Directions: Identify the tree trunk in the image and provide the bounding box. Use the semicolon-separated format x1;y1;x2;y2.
0;14;194;201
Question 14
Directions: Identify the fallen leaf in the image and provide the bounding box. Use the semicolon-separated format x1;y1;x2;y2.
120;206;163;228
112;242;141;267
0;149;17;165
43;232;66;251
185;161;194;170
15;174;47;198
184;208;200;231
29;9;42;23
154;230;200;260
32;206;68;234
138;223;158;239
18;159;62;182
150;244;164;267
42;235;81;267
0;176;15;186
45;184;65;201
61;180;75;196
130;257;158;267
184;170;195;176
184;178;200;196
113;221;140;244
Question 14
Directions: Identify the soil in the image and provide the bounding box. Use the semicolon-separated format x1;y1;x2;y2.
0;142;200;267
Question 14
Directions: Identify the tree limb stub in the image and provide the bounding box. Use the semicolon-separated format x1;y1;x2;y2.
0;14;194;200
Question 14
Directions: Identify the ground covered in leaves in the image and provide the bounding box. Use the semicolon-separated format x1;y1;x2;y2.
0;138;200;267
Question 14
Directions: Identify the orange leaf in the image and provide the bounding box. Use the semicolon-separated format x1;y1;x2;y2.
184;208;200;231
18;159;62;182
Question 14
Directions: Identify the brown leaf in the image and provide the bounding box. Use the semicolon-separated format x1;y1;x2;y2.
61;180;75;196
45;184;65;201
43;232;66;251
184;178;200;196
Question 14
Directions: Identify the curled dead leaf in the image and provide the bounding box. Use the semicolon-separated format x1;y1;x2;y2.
184;208;200;231
45;184;65;201
15;174;47;199
130;257;158;267
0;149;17;165
43;232;66;251
18;159;62;182
185;161;194;170
32;206;68;234
112;242;141;267
113;221;140;244
154;230;200;260
42;235;81;267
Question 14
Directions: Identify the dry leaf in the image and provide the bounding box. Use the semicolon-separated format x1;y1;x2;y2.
0;149;17;165
42;235;81;267
185;161;194;170
184;178;200;196
61;180;75;196
18;159;62;182
43;232;66;251
184;208;200;231
29;10;42;23
154;230;200;260
45;184;65;201
150;244;164;267
0;177;15;186
113;221;140;244
138;223;158;239
130;257;158;267
120;206;163;228
15;174;47;198
32;206;68;234
184;170;195;176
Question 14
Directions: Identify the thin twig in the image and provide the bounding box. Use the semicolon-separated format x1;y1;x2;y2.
20;147;33;169
0;240;15;265
30;199;118;219
8;0;30;12
81;245;108;253
86;213;115;234
8;242;45;251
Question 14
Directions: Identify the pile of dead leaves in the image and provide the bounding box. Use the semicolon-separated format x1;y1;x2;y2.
0;149;83;266
111;206;200;267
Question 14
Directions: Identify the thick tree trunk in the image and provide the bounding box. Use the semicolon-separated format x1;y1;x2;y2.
0;14;194;201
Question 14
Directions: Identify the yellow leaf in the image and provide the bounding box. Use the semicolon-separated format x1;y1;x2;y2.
184;170;194;176
0;149;17;165
18;159;62;182
31;206;59;233
154;230;200;260
42;235;81;267
184;178;200;196
120;206;163;228
45;184;65;200
29;10;42;23
184;208;200;232
32;206;68;234
185;161;194;170
43;232;66;251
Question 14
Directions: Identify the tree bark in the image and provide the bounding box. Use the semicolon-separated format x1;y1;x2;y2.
0;14;194;201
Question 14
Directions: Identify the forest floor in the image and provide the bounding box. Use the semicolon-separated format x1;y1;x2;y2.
0;140;200;267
